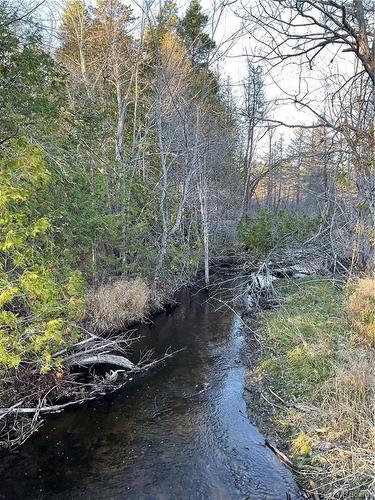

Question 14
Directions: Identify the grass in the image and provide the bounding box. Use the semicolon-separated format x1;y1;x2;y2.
346;278;375;347
85;278;150;333
254;276;375;498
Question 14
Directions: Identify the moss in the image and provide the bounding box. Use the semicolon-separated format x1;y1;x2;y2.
291;432;314;456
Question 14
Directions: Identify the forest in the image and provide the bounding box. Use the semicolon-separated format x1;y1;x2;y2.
0;0;373;498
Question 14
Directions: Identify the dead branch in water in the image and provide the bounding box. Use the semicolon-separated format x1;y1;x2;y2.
0;348;182;417
67;354;136;371
0;324;183;448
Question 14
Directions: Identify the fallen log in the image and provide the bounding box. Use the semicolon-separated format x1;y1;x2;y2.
0;348;184;418
66;353;136;371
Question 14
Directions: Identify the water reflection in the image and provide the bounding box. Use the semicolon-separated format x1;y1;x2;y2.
0;287;300;499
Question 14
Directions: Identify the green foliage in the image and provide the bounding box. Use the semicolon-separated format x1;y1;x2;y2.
154;0;179;40
0;0;235;377
0;7;64;143
177;0;215;66
47;162;122;276
238;209;320;258
0;140;85;373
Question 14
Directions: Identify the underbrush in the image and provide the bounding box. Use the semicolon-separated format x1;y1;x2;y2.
254;276;374;498
238;209;320;258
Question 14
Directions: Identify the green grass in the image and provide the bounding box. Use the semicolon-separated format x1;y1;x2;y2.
257;277;349;399
254;277;374;498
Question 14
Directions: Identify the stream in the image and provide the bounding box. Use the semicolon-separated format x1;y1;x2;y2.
0;285;301;499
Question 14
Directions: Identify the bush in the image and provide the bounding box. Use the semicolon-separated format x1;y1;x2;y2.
238;209;320;258
86;278;150;333
0;140;85;374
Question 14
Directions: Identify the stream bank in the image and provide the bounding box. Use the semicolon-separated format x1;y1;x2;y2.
0;253;245;450
0;283;302;499
242;275;374;499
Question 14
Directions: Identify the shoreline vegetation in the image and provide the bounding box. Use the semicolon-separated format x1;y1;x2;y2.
243;274;374;499
0;0;373;497
0;250;241;450
0;275;189;449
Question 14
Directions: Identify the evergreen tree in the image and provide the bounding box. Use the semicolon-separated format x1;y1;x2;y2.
0;6;64;145
155;0;178;41
177;0;215;66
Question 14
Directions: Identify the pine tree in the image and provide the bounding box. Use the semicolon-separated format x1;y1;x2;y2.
0;6;64;145
177;0;215;66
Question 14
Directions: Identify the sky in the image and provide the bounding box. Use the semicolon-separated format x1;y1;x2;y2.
199;0;359;158
37;0;355;155
197;0;317;149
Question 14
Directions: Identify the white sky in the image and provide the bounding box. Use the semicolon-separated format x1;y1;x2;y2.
197;0;356;152
38;0;356;155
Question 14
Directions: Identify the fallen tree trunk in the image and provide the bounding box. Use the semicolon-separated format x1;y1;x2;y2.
66;354;136;371
0;348;183;420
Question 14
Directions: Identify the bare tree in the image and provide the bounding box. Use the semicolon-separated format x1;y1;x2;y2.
240;59;266;220
242;0;374;82
240;0;374;267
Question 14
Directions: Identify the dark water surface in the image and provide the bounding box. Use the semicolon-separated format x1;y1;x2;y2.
0;287;300;499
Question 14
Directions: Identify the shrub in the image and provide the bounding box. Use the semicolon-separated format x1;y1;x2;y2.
86;278;150;333
237;209;320;258
0;141;85;373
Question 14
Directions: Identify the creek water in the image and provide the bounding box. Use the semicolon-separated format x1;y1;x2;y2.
0;285;300;499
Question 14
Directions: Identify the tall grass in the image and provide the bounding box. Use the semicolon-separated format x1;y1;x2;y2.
346;278;375;347
85;278;150;333
254;277;375;498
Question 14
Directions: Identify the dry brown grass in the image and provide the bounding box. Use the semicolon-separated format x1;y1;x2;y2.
85;278;150;333
256;277;375;498
346;278;375;346
308;349;375;498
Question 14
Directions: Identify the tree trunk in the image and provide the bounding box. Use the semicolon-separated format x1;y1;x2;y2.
115;82;126;162
242;120;255;221
198;164;210;287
